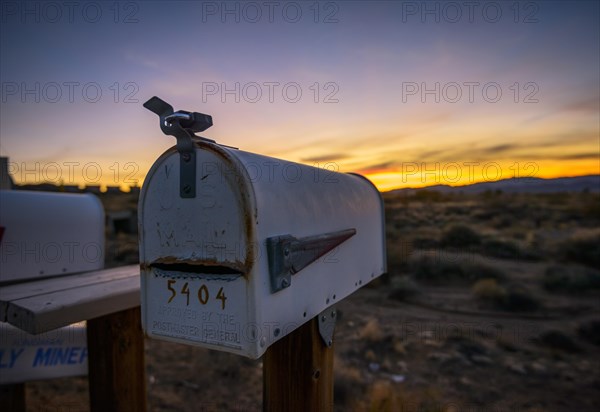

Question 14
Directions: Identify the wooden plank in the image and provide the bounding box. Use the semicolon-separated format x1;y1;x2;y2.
87;306;146;412
0;265;139;322
0;265;139;304
263;317;334;412
6;276;140;334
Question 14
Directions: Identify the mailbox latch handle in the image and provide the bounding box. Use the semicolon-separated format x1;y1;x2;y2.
266;228;356;293
143;96;214;198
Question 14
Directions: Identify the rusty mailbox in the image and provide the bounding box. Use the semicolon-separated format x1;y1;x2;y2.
139;97;386;358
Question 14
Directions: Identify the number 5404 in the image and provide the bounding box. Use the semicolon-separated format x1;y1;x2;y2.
166;279;227;310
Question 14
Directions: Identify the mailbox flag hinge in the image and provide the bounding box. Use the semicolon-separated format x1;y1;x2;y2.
143;96;213;198
266;229;356;293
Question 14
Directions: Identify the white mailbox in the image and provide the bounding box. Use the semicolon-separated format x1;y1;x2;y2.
139;97;386;358
0;190;105;283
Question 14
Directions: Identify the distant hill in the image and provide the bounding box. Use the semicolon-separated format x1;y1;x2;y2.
387;175;600;195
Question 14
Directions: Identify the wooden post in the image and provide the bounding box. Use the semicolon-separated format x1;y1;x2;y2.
87;306;146;412
0;383;26;412
263;317;334;412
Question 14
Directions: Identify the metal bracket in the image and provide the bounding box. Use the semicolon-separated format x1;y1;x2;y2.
266;228;356;293
318;306;337;347
143;96;213;198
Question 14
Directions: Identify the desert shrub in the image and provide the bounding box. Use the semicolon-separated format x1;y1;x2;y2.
578;320;600;346
519;247;543;261
466;262;506;282
410;256;464;283
581;195;600;219
508;229;528;240
472;279;540;312
359;319;384;343
412;238;438;249
440;224;481;248
364;380;401;412
472;278;507;305
388;277;420;301
355;381;442;412
481;189;504;199
334;358;364;407
481;238;522;259
386;240;413;275
392;218;413;231
500;284;541;312
445;205;469;216
411;236;439;249
410;256;505;285
559;230;600;267
413;190;446;202
543;265;600;293
491;216;513;230
535;330;580;353
472;209;495;221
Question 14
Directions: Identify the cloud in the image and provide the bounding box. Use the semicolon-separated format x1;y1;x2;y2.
520;96;600;126
356;161;397;174
408;132;598;163
301;153;348;163
418;149;448;159
549;152;600;161
486;144;517;153
563;97;600;113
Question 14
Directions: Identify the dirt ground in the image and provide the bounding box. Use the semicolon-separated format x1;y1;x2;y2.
22;191;600;411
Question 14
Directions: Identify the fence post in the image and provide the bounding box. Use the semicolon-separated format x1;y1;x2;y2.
87;306;146;412
0;383;26;412
263;316;334;412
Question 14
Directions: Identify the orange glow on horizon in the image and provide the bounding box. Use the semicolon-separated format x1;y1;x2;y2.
10;156;599;194
364;159;600;192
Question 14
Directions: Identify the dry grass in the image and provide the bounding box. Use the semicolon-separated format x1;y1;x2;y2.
334;355;364;408
409;254;506;285
353;381;445;412
559;228;600;267
440;224;482;248
359;318;385;343
500;285;542;312
543;264;600;293
472;278;507;304
25;190;600;411
388;276;421;301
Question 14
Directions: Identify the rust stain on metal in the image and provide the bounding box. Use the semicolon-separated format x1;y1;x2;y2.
197;140;258;275
148;256;247;276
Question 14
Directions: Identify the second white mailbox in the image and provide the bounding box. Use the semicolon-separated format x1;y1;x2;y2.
140;118;385;360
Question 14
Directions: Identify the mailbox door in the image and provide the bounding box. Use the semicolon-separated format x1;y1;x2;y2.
139;145;261;357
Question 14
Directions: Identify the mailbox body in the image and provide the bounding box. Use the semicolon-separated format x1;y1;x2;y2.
139;141;385;358
0;191;105;283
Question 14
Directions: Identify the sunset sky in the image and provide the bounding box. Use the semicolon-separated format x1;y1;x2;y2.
1;0;598;191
